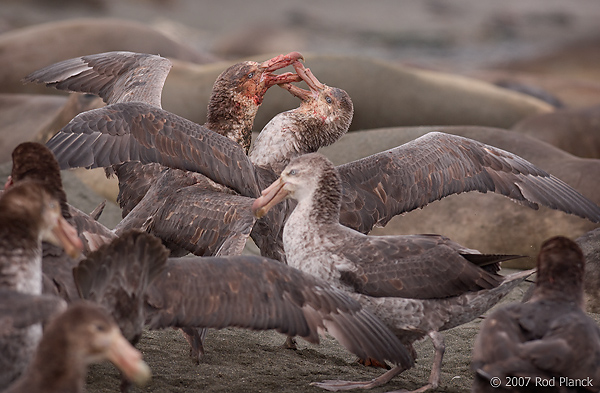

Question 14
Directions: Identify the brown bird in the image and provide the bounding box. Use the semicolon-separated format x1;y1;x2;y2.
0;180;83;389
71;229;414;388
3;301;151;393
30;51;600;261
73;229;167;392
252;153;534;392
23;50;312;358
471;236;600;393
147;254;414;372
6;142;115;301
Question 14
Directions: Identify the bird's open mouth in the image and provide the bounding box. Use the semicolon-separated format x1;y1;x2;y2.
260;52;305;88
279;61;325;101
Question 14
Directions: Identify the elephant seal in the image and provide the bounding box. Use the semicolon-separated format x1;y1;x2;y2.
162;54;553;132
470;69;600;109
0;93;104;164
511;105;600;159
0;94;67;164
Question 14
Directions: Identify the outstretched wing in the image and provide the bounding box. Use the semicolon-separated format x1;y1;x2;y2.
23;51;172;108
338;132;600;233
46;103;261;197
115;168;256;257
145;255;413;368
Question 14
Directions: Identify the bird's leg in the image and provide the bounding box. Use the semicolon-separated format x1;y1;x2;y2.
387;331;445;393
283;336;298;350
425;331;445;389
311;364;407;391
180;327;208;364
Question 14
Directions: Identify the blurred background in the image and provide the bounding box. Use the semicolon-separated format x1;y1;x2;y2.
3;0;600;73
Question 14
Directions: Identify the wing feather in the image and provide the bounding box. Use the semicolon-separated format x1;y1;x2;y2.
145;255;413;368
46;103;261;197
338;132;600;233
23;51;172;108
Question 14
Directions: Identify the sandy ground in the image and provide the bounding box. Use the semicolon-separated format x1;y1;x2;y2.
2;1;600;392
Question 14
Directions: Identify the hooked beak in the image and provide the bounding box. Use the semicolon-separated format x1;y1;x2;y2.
50;216;84;259
105;328;152;387
259;52;304;88
260;51;304;72
279;61;325;101
252;178;289;219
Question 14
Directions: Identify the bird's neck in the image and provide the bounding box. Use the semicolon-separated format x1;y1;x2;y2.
250;110;345;174
249;112;302;174
531;282;584;309
205;90;258;153
25;333;87;393
293;180;342;228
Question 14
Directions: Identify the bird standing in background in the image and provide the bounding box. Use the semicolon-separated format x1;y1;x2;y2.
471;236;600;393
0;180;82;389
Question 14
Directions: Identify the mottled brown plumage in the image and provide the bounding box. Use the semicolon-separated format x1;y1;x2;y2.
69;230;414;380
72;229;165;392
26;51;308;260
144;254;413;370
0;181;82;389
113;167;255;257
24;51;301;230
73;230;168;346
7;142;115;301
252;153;534;392
3;301;151;393
23;51;172;109
28;53;600;241
471;236;600;393
44;104;600;237
336;131;600;233
26;51;319;358
37;57;353;263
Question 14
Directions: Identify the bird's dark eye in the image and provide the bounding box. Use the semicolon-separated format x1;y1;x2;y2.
94;323;107;332
325;96;332;104
247;72;255;78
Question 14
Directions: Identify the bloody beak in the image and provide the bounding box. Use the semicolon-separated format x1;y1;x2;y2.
51;216;84;259
260;51;304;72
259;52;304;88
279;61;325;101
105;328;152;387
252;178;289;219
